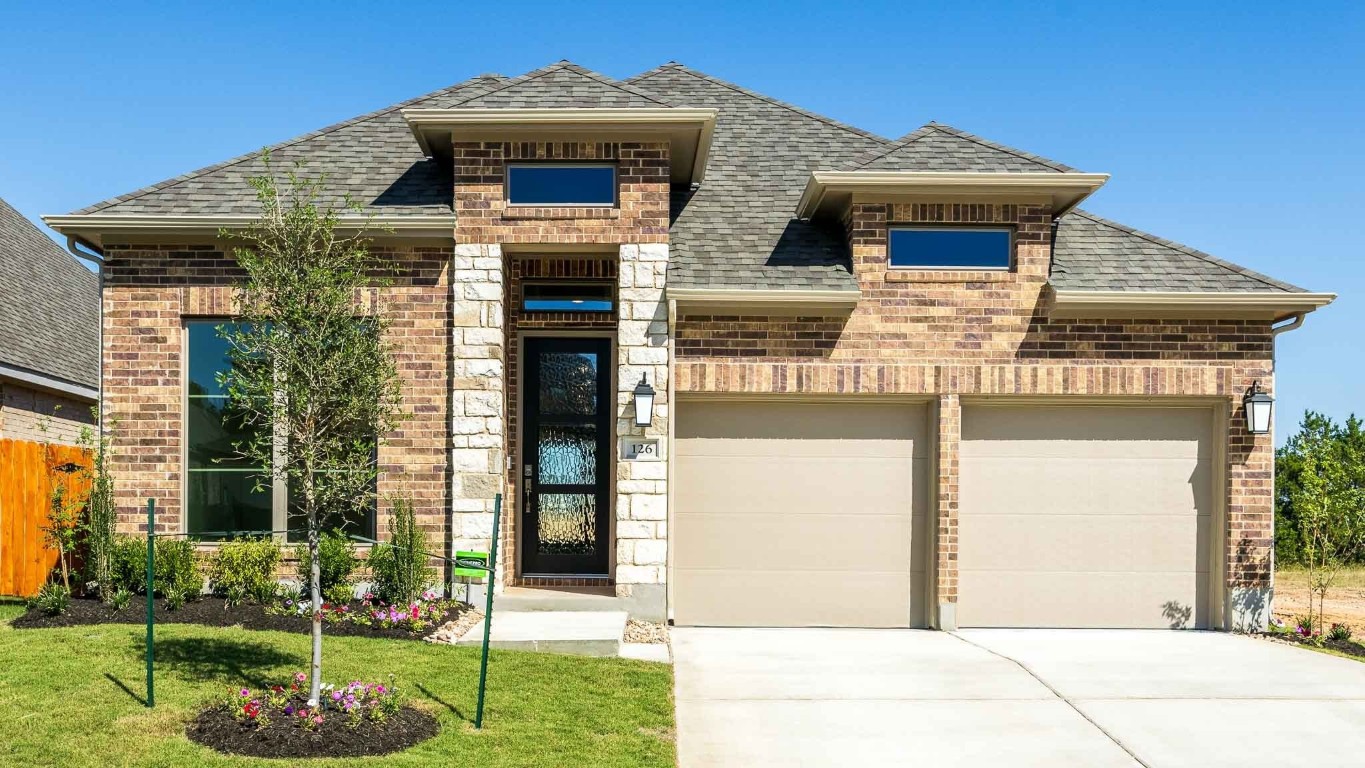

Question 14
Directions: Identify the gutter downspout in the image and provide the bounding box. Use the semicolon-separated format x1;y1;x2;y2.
1271;312;1306;336
665;297;677;625
1266;310;1306;614
64;235;105;438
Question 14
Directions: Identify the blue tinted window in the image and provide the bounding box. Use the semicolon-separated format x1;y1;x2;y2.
522;282;614;313
888;228;1012;269
507;164;616;206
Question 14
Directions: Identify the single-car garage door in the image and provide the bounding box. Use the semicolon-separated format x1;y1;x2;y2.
958;404;1215;629
674;400;929;627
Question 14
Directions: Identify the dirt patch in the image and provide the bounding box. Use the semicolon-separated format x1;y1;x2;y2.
1273;568;1365;628
624;619;669;644
10;597;469;642
186;701;438;758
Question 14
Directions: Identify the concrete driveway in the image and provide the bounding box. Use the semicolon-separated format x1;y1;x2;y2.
672;627;1365;767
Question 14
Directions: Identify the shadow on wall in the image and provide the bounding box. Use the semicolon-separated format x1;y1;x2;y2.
1162;600;1194;629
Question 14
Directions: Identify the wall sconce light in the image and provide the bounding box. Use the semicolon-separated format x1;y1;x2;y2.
1243;381;1273;435
633;374;655;428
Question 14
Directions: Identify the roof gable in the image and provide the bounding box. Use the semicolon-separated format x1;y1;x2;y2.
843;123;1076;173
0;197;99;390
454;61;670;108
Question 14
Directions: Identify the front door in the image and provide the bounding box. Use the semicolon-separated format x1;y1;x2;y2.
521;337;613;576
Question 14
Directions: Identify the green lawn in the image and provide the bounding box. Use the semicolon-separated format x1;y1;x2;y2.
0;602;674;767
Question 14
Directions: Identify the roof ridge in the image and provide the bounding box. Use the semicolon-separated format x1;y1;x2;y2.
924;122;1076;172
548;61;673;106
840;125;936;170
626;62;891;143
1069;209;1304;292
72;73;508;215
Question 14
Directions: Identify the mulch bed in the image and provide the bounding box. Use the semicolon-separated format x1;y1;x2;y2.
10;596;469;641
1261;631;1365;660
187;702;438;758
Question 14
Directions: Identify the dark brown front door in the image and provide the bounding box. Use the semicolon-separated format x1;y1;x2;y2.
521;337;612;576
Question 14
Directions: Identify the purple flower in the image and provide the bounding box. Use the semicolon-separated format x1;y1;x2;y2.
331;691;342;701
240;688;250;697
284;705;294;715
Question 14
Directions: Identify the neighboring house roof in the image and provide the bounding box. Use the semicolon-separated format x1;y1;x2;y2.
0;197;99;395
62;60;1309;298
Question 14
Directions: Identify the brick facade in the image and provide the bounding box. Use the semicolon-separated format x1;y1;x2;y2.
100;241;452;547
0;381;94;445
675;198;1276;630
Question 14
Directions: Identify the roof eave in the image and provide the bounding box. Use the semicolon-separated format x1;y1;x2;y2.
796;171;1110;219
401;107;718;184
42;214;457;247
1049;289;1337;322
0;362;98;401
669;287;861;310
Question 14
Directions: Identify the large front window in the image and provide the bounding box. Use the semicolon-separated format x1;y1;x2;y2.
185;320;376;541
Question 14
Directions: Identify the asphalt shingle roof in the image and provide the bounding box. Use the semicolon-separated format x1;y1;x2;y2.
0;197;99;390
68;60;1305;296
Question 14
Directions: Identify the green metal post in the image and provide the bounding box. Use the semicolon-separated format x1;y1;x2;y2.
145;498;155;708
474;493;501;729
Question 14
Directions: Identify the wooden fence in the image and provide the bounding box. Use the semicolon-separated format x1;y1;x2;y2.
0;439;92;597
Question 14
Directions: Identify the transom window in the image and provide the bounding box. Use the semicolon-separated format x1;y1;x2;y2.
506;164;616;206
185;320;376;541
888;227;1013;270
521;281;615;313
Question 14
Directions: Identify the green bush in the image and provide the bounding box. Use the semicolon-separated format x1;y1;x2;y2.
110;588;132;611
208;537;282;606
110;536;147;594
107;536;201;598
369;494;435;605
294;528;359;602
29;583;71;615
1329;622;1354;643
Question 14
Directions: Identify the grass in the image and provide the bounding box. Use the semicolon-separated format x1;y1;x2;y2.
0;601;674;767
1275;564;1365;591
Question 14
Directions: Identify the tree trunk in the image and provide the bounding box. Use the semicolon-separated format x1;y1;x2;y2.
308;502;323;707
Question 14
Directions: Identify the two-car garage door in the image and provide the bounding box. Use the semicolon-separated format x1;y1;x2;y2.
672;399;1214;629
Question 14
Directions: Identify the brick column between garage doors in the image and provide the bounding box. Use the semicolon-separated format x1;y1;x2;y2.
934;393;961;630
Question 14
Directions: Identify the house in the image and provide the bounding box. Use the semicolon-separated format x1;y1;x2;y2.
44;61;1333;631
0;196;98;444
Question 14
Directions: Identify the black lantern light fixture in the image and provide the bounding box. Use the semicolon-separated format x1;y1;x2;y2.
1243;381;1273;435
633;374;656;428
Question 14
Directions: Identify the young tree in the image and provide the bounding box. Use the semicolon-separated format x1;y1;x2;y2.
220;165;404;705
1288;417;1365;637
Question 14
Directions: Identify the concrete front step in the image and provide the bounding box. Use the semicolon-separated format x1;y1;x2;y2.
457;610;628;657
493;586;626;613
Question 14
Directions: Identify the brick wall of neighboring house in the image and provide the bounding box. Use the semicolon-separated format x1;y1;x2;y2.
452;141;670;614
99;241;452;551
0;381;95;445
674;199;1276;629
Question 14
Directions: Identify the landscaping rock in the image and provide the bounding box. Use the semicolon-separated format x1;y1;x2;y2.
625;618;669;644
425;609;484;644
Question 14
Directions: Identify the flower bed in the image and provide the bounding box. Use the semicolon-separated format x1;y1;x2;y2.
1263;617;1365;660
186;673;438;758
10;594;468;641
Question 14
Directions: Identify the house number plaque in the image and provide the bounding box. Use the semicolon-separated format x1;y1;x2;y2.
622;438;661;461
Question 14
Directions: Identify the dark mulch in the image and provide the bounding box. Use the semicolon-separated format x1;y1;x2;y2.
10;596;468;641
1263;631;1365;660
187;701;439;758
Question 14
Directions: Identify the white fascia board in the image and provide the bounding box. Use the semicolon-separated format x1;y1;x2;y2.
43;214;456;240
668;287;861;307
1050;289;1336;319
796;171;1111;219
0;363;98;401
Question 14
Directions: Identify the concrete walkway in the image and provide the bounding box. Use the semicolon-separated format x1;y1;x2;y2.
673;627;1365;768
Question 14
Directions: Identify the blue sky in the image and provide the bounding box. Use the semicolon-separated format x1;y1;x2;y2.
2;1;1360;443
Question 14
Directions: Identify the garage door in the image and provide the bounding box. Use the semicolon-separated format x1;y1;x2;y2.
674;400;929;627
958;405;1214;629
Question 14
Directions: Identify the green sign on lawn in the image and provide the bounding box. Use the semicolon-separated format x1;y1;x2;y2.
454;550;490;578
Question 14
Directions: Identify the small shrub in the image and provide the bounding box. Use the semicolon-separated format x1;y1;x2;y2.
110;536;148;594
294;529;359;600
110;588;132;611
1328;623;1353;643
30;583;71;615
369;495;435;606
209;537;282;605
164;584;188;611
323;584;355;606
155;539;201;599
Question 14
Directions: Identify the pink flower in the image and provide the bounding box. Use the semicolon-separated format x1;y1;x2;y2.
239;688;250;697
313;715;324;725
294;672;306;683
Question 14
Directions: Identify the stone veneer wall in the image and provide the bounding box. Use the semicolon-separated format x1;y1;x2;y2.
674;199;1276;630
452;140;670;616
0;382;95;445
99;241;452;550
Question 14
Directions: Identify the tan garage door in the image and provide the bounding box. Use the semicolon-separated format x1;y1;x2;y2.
674;400;928;627
958;405;1214;629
